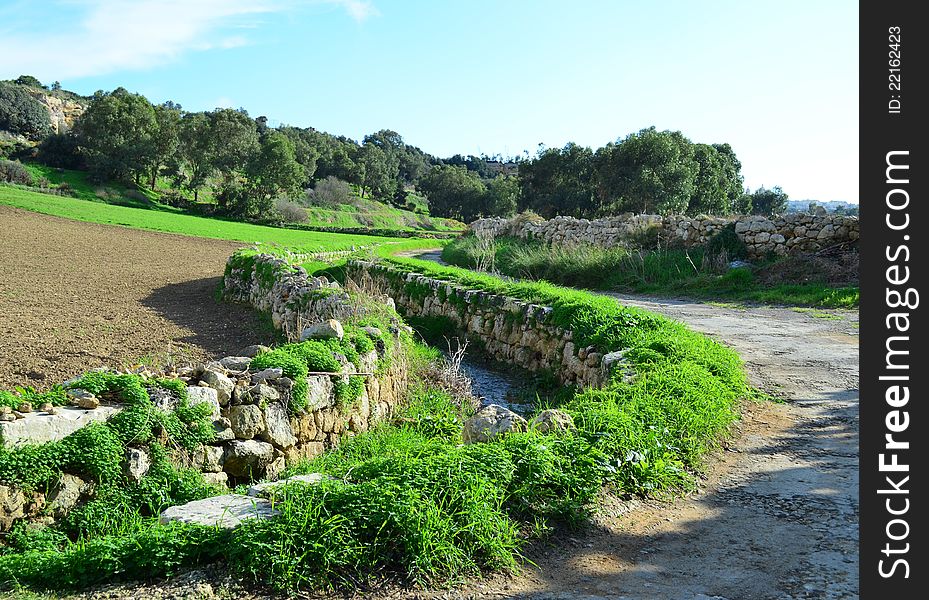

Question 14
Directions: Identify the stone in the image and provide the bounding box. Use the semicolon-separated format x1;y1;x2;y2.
149;386;180;412
264;456;286;481
124;448;151;481
200;370;234;405
47;474;93;518
770;233;786;244
247;473;333;498
529;409;576;434
220;356;252;372
305;375;334;411
39;402;55;414
186;386;221;420
241;344;270;358
300;319;345;341
192;445;225;472
252;368;283;384
0;413;14;423
16;402;32;413
284;442;326;464
201;471;229;487
229;404;265;440
260;402;297;449
462;404;528;444
1;406;121;448
222;439;275;478
159;494;278;529
67;388;99;409
249;383;280;403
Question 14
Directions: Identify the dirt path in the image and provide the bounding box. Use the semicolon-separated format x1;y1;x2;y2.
401;249;860;600
0;206;275;391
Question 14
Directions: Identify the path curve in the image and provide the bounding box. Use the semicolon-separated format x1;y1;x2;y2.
402;249;860;600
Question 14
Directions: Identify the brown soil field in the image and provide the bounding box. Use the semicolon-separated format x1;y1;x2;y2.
0;205;275;391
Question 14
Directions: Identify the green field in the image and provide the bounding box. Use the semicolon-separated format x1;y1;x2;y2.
0;185;393;250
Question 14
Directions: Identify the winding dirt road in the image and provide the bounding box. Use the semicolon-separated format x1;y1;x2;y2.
406;250;860;600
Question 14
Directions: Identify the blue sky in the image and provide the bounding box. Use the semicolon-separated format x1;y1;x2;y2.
1;0;858;201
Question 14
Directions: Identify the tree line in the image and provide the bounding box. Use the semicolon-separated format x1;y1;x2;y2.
2;77;789;222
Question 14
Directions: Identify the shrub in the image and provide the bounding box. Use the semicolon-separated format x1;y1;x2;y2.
274;197;308;223
0;159;33;185
706;223;748;261
305;176;354;208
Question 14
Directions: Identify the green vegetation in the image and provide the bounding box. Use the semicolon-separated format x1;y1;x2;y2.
0;185;395;249
442;234;859;308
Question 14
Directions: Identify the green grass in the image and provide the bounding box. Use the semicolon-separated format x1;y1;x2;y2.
0;185;400;250
442;235;859;309
19;162;170;209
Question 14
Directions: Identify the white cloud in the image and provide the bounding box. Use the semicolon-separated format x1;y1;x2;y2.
0;0;379;81
331;0;379;22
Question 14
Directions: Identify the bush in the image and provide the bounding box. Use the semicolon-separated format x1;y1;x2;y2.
0;159;33;185
36;133;83;169
274;197;308;223
305;176;354;208
706;223;748;261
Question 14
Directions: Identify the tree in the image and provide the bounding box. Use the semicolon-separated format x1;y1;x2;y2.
687;143;731;215
148;102;181;189
244;131;303;208
0;81;51;138
176;112;213;201
74;87;158;182
519;143;596;218
485;175;519;217
13;75;44;88
356;143;396;200
419;165;487;222
750;185;789;216
206;108;259;176
594;127;697;215
712;143;745;212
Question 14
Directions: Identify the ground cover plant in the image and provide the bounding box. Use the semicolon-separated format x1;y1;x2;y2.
441;233;859;308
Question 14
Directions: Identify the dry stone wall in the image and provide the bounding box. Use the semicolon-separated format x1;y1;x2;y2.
348;261;633;390
471;211;859;258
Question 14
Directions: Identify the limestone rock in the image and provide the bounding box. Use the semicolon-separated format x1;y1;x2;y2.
222;439;275;478
252;368;283;384
260;402;297;449
186;386;221;419
229;404;265;440
241;344;270;358
201;471;229;487
249;383;280;403
201;370;234;405
67;389;99;409
462;404;528;444
47;474;93;518
300;319;344;341
159;494;278;528
123;447;151;481
529;409;576;434
192;445;225;473
220;356;252;372
1;406;120;448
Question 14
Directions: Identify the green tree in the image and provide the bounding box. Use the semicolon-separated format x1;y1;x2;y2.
749;185;789;216
485;175;519;217
0;81;51;138
175;112;213;201
687;144;731;215
13;75;44;88
148;102;182;189
206;108;259;176
356;143;396;199
519;143;596;218
712;143;745;212
419;164;487;222
594;127;697;215
74;87;158;183
242;131;304;213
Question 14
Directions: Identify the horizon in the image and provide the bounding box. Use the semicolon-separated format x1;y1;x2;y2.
1;0;859;203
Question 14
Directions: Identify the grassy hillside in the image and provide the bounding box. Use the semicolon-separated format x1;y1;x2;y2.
0;185;394;250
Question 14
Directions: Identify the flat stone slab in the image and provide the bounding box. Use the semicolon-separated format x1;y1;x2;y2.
159;494;279;529
0;406;121;448
247;473;333;498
